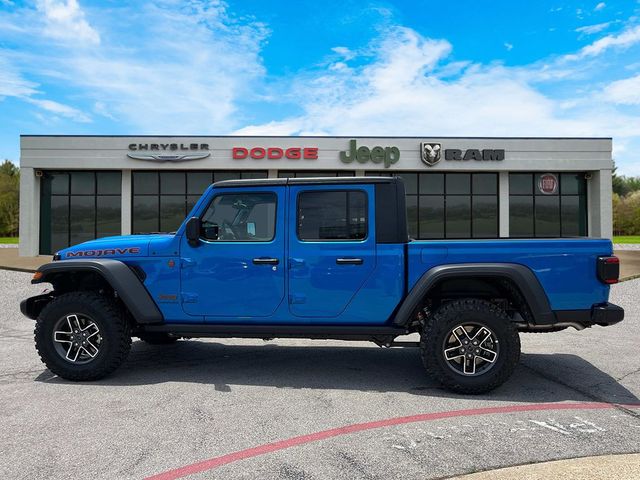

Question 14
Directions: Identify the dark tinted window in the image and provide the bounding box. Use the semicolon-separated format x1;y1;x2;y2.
70;196;96;245
133;172;158;195
297;190;367;241
132;196;159;234
132;170;267;234
50;173;69;195
473;174;497;195
420;173;444;195
160;172;185;195
201;192;276;242
187;172;212;195
40;171;121;254
509;174;532;195
535;196;561;236
419;195;444;238
509;172;587;238
472;195;498;238
365;172;498;239
71;172;94;195
446;174;470;195
509;196;534;237
97;196;121;238
446;195;471;238
97;172;121;195
160;196;186;232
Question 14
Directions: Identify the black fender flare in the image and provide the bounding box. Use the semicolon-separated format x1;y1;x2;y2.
25;259;163;324
392;263;555;327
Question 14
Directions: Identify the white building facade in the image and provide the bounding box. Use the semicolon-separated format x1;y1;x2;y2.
19;135;613;257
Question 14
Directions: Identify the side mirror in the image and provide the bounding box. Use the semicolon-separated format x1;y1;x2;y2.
185;217;201;247
202;224;219;241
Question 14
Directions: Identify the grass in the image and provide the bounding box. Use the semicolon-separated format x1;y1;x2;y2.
613;236;640;244
0;237;18;244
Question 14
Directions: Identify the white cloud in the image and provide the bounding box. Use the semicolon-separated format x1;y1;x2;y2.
0;58;38;98
576;22;611;35
603;74;640;104
0;1;269;132
504;42;513;51
24;97;91;122
236;26;640;175
331;46;356;60
565;24;640;60
595;2;606;11
36;0;100;45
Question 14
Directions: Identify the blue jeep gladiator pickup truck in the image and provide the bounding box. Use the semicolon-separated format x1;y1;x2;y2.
21;177;623;393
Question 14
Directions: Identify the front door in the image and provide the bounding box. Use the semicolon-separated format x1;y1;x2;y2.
180;186;285;319
288;184;376;318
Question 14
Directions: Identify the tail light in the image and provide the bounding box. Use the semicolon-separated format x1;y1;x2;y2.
597;256;619;284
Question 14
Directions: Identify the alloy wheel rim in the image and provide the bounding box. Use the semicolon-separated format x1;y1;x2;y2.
52;314;102;364
442;323;499;376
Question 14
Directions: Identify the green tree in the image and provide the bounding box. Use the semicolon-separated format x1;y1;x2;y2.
612;161;640;197
0;160;19;237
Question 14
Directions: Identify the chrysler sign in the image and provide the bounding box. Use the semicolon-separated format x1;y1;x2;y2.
127;143;211;162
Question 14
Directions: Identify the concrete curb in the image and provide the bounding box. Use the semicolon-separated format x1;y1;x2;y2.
0;265;37;273
447;453;640;480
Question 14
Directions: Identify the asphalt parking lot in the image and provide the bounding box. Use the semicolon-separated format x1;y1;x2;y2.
1;269;639;480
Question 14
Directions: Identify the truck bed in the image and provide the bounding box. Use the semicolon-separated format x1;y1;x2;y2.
407;238;613;311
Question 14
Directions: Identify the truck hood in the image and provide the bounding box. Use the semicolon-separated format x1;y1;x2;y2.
56;234;175;259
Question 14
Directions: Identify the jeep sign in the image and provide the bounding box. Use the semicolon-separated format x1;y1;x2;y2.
340;139;400;168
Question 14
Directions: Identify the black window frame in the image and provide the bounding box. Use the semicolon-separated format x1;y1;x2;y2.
39;170;122;254
364;172;499;240
296;189;369;242
508;172;588;238
131;170;268;234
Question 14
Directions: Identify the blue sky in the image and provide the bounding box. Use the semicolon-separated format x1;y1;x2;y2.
1;0;640;175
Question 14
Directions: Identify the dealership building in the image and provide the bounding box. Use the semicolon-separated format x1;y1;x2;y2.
19;135;613;257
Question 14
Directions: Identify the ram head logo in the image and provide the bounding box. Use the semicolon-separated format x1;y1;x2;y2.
420;142;441;166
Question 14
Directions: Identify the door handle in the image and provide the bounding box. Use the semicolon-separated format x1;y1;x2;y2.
252;257;280;265
336;258;363;265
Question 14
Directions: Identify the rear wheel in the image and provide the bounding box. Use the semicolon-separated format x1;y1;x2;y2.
35;292;131;381
420;298;520;394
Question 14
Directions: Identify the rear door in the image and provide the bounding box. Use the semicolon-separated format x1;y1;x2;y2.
180;186;285;319
287;184;376;317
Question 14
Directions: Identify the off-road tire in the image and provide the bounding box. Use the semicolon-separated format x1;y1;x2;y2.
137;332;178;345
420;298;521;394
35;291;131;381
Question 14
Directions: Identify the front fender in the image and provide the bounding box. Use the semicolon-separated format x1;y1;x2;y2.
28;259;163;324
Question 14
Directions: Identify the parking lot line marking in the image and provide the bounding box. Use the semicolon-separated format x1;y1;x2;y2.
145;401;640;480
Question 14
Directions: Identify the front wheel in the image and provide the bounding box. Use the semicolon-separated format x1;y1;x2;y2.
34;292;131;381
420;298;521;394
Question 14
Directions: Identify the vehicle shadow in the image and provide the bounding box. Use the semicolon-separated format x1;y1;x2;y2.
34;339;640;404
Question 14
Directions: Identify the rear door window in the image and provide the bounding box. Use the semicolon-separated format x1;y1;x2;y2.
297;190;367;241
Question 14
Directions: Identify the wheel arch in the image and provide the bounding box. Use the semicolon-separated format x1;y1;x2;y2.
392;263;555;328
22;259;163;324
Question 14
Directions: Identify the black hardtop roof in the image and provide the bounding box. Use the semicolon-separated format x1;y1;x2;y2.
213;176;401;188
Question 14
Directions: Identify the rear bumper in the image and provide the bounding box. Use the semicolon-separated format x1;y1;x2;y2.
555;302;624;327
591;302;624;326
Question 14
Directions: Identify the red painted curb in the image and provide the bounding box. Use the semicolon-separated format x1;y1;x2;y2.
145;402;640;480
